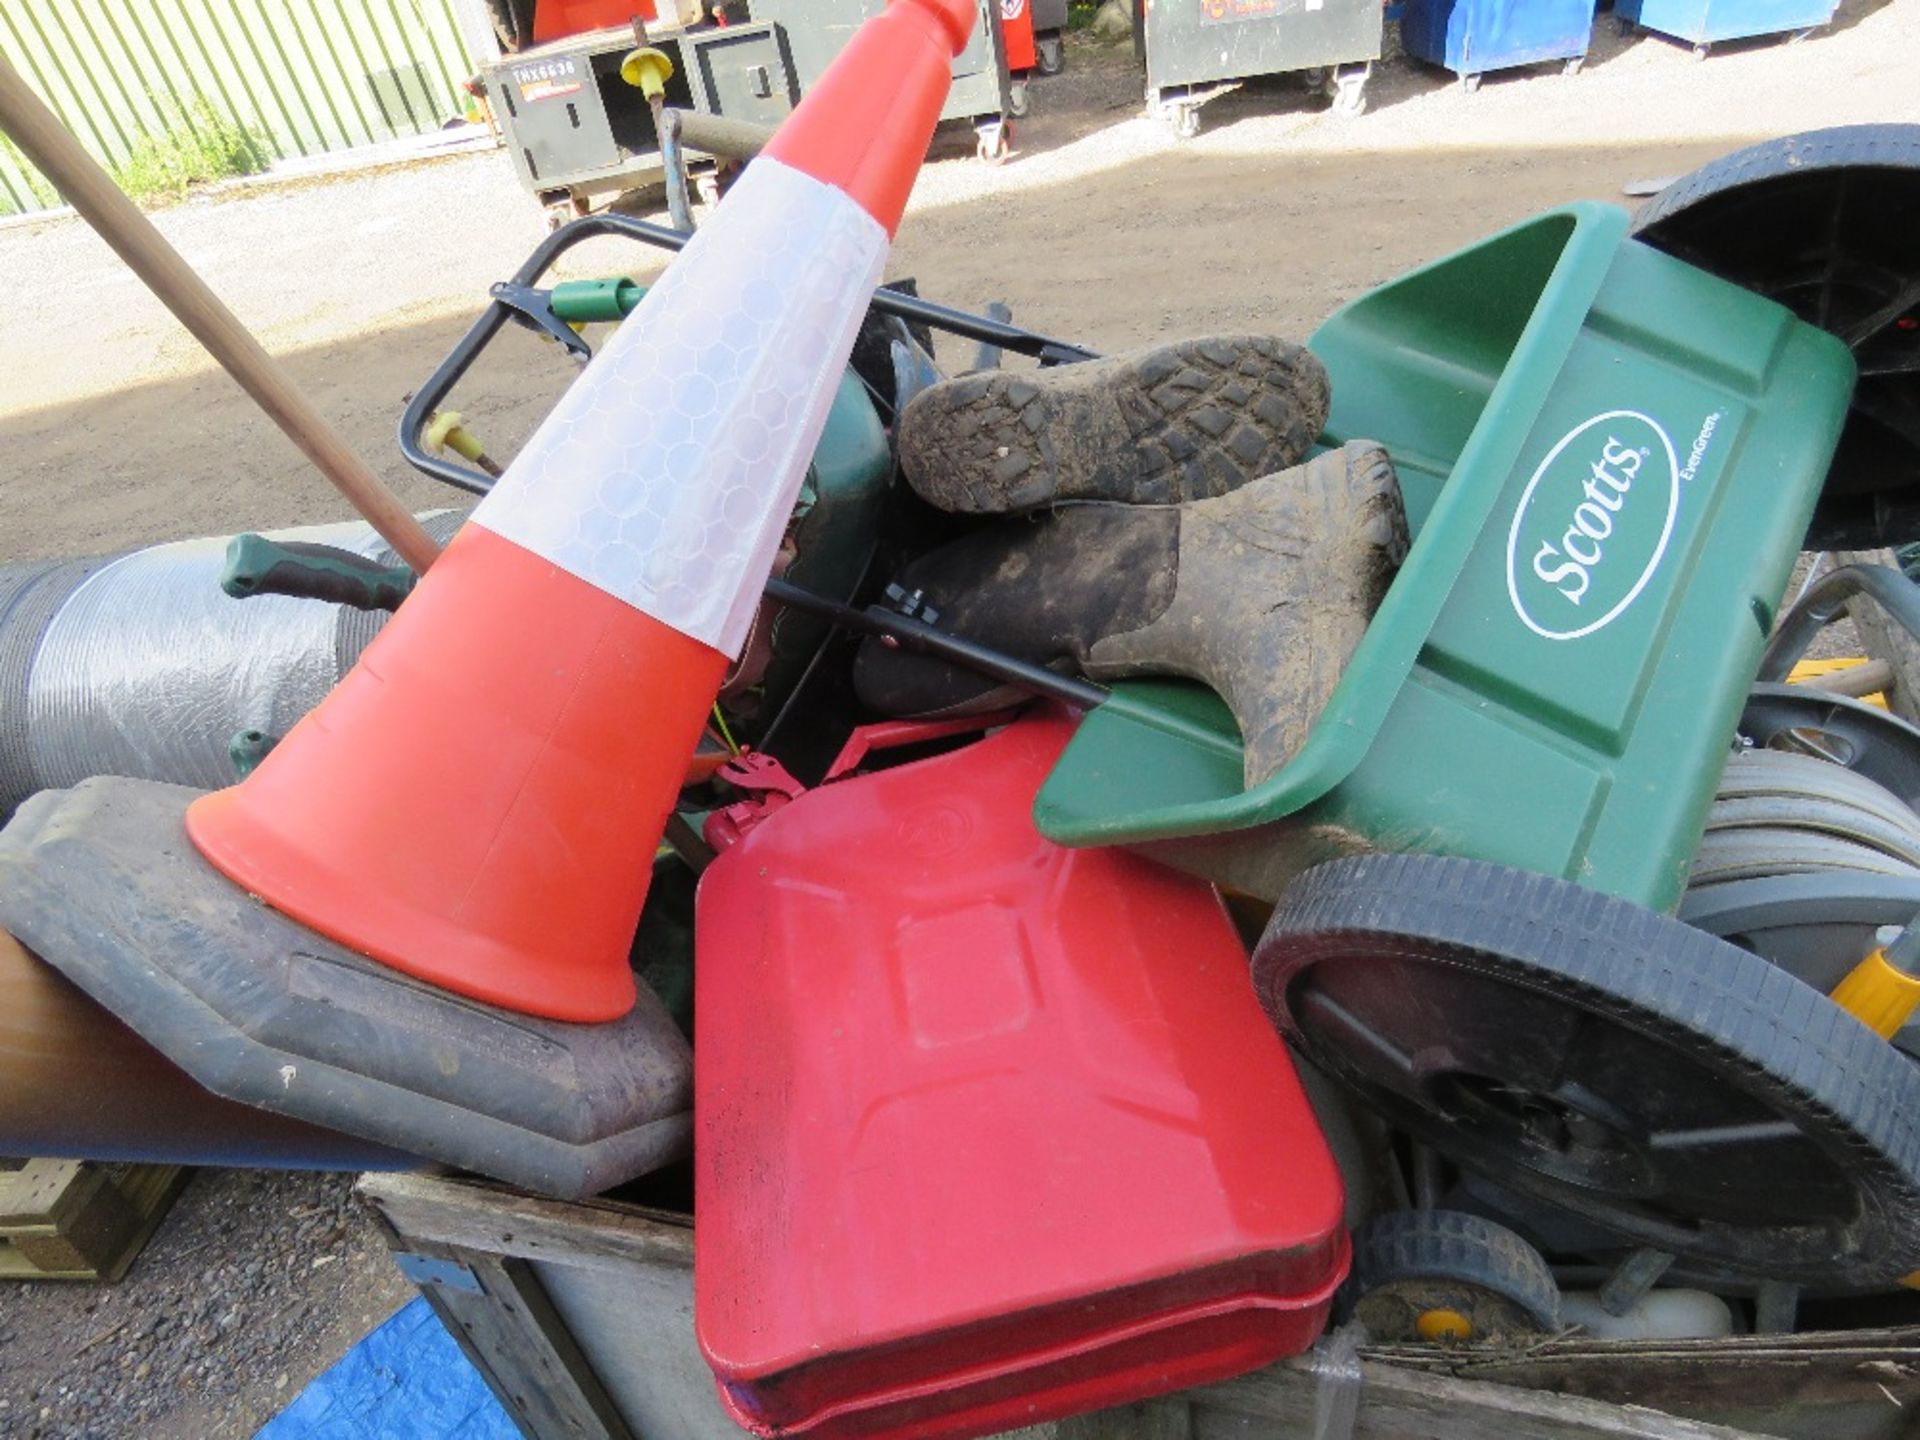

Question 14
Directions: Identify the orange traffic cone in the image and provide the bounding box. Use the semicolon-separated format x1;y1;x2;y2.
184;0;978;1024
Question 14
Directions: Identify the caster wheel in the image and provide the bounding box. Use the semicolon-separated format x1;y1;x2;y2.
1563;56;1584;77
1008;80;1030;119
1303;66;1330;94
695;174;722;208
1331;77;1368;118
1347;1210;1561;1344
975;122;1012;164
1693;42;1711;60
1036;33;1065;76
544;196;587;231
1461;72;1482;93
1173;103;1201;141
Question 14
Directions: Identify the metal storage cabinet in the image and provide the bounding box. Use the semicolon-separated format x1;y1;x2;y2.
1136;0;1382;138
489;29;704;216
488;0;1013;217
747;0;1012;144
1614;0;1841;54
1401;0;1597;89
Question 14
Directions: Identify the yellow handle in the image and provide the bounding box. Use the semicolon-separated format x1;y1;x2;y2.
1829;947;1920;1040
620;47;674;101
424;410;487;464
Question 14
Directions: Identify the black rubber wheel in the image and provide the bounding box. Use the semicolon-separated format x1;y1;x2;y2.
1253;853;1920;1286
1631;126;1920;549
1347;1209;1560;1343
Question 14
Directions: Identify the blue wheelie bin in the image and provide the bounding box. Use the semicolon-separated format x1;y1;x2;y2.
1615;0;1840;55
1402;0;1597;89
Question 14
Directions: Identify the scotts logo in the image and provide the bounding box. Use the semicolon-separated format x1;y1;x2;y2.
1505;410;1680;641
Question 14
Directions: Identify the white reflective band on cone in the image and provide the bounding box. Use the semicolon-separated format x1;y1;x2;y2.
471;157;890;655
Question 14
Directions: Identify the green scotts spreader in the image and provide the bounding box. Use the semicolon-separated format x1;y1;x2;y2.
1036;196;1920;1293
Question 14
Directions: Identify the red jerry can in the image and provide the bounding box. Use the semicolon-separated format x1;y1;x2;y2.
1000;0;1039;72
695;710;1348;1440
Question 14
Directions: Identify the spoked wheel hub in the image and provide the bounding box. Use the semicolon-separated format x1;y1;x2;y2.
1255;853;1920;1286
1426;1072;1655;1196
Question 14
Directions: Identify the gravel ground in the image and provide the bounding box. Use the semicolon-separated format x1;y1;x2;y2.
0;1171;412;1440
0;10;1916;1439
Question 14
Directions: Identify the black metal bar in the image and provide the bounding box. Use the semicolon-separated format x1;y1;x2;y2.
763;578;1109;711
397;212;1101;494
1758;564;1920;681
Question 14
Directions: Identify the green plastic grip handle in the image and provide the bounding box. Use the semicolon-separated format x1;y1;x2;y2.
221;533;417;613
550;278;646;325
228;727;280;779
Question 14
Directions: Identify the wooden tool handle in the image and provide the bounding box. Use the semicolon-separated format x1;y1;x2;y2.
0;54;442;574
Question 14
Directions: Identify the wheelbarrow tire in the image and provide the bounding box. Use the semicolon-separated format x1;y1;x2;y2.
1347;1208;1560;1343
1630;125;1920;549
1254;852;1920;1287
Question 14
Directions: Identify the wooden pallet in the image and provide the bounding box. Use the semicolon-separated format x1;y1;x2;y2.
0;1158;189;1282
361;1172;1861;1440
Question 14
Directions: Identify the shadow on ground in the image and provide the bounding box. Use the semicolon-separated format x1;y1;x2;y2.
5;134;1748;567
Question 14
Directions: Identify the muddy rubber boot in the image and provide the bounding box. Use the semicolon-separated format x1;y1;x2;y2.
896;335;1332;515
854;442;1408;785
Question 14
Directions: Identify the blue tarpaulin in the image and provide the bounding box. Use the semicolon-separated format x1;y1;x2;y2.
255;1297;519;1440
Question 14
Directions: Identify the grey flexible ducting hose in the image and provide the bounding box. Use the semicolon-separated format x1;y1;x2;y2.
0;512;463;819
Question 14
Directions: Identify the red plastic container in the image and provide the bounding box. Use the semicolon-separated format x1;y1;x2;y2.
694;711;1348;1440
531;0;657;45
1000;0;1039;73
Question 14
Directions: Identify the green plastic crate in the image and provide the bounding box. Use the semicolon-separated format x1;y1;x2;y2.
1034;202;1855;912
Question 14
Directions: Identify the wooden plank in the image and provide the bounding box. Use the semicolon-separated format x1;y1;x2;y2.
0;1158;186;1281
1794;658;1894;700
527;1249;744;1440
1194;1360;1777;1440
1057;1399;1194;1439
361;1201;634;1440
359;1172;693;1271
362;1173;1795;1440
1366;1333;1920;1440
447;1255;634;1440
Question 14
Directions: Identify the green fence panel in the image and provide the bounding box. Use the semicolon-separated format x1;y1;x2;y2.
0;0;479;215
